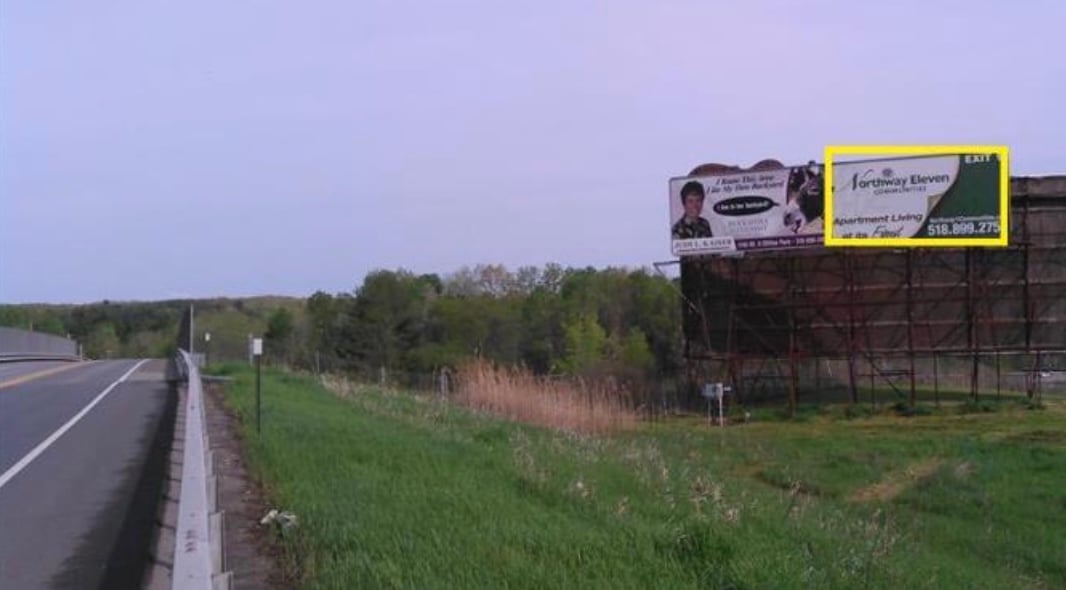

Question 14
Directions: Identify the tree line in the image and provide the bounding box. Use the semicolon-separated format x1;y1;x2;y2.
0;299;185;358
273;264;684;385
1;264;687;385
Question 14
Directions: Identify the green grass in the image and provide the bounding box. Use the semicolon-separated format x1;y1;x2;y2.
212;364;1066;589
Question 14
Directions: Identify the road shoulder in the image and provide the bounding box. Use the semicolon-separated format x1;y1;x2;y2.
204;381;290;589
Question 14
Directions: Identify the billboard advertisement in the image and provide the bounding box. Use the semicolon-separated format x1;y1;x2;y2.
669;162;825;256
825;150;1006;246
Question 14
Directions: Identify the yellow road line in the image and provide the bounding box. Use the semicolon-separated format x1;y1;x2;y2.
0;362;94;390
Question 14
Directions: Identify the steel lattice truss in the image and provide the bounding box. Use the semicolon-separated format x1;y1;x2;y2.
679;176;1066;410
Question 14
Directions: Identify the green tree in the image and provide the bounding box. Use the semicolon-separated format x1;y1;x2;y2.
337;269;433;374
306;291;339;356
519;286;564;374
422;296;489;362
620;328;654;375
35;316;66;336
558;314;609;376
0;306;27;328
265;307;295;363
85;323;120;359
627;269;683;376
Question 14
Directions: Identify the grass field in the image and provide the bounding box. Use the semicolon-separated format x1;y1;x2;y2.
211;364;1066;589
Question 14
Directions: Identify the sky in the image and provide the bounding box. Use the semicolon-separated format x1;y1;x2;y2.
2;0;1064;303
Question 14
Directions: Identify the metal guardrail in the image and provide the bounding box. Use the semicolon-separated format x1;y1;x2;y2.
171;350;230;589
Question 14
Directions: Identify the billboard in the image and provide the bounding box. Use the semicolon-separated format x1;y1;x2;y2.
669;162;825;256
825;146;1008;247
669;147;1008;257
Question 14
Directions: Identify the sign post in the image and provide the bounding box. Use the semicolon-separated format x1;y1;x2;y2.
253;338;263;434
702;383;732;427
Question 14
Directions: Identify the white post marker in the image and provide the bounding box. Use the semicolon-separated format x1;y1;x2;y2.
253;338;263;434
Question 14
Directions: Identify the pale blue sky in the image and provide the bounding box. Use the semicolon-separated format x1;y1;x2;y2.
2;0;1064;303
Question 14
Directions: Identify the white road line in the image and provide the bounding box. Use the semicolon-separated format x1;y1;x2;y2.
0;359;149;490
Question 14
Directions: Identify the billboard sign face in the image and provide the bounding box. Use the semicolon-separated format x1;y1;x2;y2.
825;146;1008;247
669;162;825;256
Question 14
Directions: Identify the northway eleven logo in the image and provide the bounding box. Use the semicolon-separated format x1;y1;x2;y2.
849;166;950;193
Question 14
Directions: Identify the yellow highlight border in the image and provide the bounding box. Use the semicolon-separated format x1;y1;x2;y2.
824;145;1009;247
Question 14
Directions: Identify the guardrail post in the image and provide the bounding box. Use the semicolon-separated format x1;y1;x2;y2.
209;512;225;573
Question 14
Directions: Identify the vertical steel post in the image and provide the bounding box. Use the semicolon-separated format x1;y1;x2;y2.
1022;196;1036;399
967;248;979;402
787;257;798;418
933;354;940;407
996;351;1001;401
845;253;859;404
189;304;195;355
725;257;741;404
906;250;917;407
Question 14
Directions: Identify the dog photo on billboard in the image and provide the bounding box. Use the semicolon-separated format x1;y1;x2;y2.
783;162;824;234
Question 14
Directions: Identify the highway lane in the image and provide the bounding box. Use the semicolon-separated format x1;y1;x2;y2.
0;360;80;385
0;359;176;589
0;360;142;474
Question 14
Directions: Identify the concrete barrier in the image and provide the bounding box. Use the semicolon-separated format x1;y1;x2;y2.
0;327;79;358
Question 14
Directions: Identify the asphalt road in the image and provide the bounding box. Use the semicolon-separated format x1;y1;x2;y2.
0;361;77;385
0;359;176;590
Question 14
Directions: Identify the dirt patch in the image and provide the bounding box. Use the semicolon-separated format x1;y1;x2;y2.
1002;429;1066;446
727;463;765;481
204;383;296;589
952;461;976;479
849;458;944;503
754;470;824;497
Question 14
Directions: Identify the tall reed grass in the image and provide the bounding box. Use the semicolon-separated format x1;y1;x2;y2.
454;359;640;434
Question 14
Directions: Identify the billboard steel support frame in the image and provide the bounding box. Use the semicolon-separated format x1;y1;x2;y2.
676;179;1066;413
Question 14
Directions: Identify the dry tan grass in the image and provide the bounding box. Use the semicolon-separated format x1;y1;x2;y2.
453;359;640;435
318;373;355;398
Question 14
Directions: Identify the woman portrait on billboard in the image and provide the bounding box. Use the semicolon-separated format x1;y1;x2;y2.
672;180;713;239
